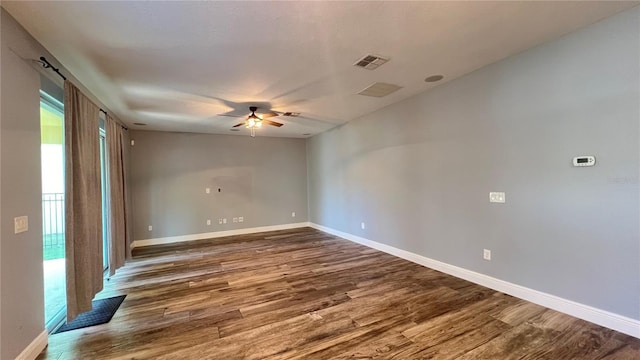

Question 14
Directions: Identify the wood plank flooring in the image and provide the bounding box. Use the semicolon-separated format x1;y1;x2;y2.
37;227;640;359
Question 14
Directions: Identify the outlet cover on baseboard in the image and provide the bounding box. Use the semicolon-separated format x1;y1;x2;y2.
489;192;506;203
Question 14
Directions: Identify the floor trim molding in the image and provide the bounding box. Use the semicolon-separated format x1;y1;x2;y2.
15;330;48;360
309;222;640;339
131;222;311;248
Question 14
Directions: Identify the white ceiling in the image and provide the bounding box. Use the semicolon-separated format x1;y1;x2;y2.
3;1;637;138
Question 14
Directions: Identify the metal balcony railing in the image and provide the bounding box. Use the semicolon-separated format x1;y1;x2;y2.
42;192;65;260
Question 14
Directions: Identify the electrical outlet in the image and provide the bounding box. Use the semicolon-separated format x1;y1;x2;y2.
218;219;223;224
239;217;244;222
206;188;210;194
483;249;492;261
223;218;227;224
207;219;211;226
233;217;238;223
14;216;28;234
361;222;366;230
148;225;153;231
489;192;506;203
291;212;296;218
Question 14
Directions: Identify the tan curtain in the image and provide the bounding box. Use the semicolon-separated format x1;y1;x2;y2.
64;81;103;321
106;115;128;275
122;130;133;260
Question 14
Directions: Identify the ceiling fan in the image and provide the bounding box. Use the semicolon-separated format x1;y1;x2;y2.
224;106;284;137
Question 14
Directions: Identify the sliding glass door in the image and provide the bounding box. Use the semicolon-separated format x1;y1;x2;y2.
41;92;112;330
40;91;67;329
100;126;109;272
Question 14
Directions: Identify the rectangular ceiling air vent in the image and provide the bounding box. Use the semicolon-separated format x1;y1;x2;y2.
357;82;402;97
354;54;389;70
282;112;301;117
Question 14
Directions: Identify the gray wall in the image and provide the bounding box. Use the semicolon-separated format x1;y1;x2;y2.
130;131;308;240
307;8;639;320
1;9;45;359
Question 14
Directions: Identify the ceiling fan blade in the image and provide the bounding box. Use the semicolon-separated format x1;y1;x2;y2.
263;119;284;127
232;122;246;128
218;113;246;118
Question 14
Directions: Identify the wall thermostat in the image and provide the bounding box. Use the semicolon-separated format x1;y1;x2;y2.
573;156;596;167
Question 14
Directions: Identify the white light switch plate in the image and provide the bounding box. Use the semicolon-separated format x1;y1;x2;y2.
489;192;506;203
14;216;28;234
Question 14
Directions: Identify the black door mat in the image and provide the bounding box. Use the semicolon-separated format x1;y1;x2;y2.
54;295;126;334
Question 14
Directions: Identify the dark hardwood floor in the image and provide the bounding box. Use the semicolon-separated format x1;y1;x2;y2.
37;227;640;359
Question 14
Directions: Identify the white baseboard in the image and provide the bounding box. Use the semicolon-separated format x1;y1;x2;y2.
15;330;48;360
309;222;640;339
131;222;311;248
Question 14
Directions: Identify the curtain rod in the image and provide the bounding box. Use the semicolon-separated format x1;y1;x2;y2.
38;56;128;130
40;56;66;80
